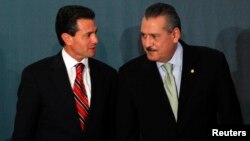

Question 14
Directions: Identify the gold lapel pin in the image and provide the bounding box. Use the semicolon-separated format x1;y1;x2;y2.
190;69;195;74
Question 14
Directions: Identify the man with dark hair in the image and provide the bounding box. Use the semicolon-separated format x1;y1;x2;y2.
12;5;117;141
116;3;242;141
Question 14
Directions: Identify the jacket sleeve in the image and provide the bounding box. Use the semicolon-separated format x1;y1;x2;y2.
215;52;243;124
12;67;40;141
115;67;140;141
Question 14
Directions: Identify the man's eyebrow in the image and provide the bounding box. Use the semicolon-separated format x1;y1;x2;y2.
84;28;98;35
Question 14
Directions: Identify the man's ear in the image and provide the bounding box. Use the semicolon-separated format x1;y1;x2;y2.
61;33;73;46
172;27;181;43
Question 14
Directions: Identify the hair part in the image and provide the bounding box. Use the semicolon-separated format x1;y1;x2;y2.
55;5;95;46
144;3;181;33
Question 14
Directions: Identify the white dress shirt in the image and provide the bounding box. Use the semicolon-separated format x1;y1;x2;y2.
62;49;92;105
157;42;183;96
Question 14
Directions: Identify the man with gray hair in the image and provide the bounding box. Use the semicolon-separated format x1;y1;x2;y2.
116;2;242;141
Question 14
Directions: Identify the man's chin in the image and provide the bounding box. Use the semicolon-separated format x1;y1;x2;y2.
146;54;158;61
88;51;96;57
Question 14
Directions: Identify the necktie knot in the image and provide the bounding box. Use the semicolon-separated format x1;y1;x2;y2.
164;63;174;85
164;63;173;74
75;63;84;75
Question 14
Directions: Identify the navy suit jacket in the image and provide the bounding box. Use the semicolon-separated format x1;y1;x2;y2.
116;41;243;141
12;52;117;141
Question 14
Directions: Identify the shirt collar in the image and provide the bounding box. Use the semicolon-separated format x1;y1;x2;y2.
156;42;183;69
62;48;89;70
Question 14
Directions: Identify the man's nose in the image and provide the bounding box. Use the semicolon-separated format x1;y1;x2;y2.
92;34;99;44
144;36;153;47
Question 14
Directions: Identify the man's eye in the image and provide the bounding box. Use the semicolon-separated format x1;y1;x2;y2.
141;34;146;38
152;35;159;39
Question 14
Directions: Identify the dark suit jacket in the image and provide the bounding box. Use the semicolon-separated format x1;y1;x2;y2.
12;52;117;141
116;41;243;141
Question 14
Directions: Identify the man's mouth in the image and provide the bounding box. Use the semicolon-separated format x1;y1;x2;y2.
146;47;157;52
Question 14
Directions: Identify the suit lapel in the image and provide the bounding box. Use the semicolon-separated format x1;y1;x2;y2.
84;58;101;129
50;52;82;134
178;42;199;119
143;59;177;121
88;58;99;109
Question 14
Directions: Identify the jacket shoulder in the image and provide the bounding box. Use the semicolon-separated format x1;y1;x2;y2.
22;55;57;73
181;40;224;57
119;54;148;73
89;58;117;74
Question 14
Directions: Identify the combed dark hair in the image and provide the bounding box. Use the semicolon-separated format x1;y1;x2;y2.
145;3;181;32
55;5;95;46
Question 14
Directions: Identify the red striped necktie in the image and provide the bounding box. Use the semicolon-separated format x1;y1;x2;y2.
73;63;89;130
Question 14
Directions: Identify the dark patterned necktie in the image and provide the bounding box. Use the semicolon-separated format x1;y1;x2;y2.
73;63;89;130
